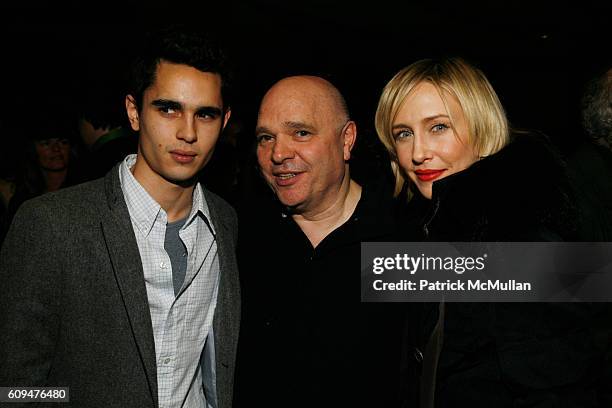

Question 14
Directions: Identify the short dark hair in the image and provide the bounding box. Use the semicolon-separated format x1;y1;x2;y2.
127;25;232;111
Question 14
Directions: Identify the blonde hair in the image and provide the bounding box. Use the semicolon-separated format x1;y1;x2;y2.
375;57;510;196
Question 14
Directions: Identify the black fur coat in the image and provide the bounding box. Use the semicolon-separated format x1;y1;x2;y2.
400;133;610;407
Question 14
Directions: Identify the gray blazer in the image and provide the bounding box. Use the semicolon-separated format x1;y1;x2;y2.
0;166;240;408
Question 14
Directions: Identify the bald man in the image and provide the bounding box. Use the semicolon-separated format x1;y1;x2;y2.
255;76;362;246
235;76;405;407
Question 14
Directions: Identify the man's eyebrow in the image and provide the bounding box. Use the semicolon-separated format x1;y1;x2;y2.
152;99;222;117
255;126;272;135
283;121;315;131
196;106;223;117
151;99;182;109
255;121;316;135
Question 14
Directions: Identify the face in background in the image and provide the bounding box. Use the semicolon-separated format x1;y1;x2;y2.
34;138;71;171
126;60;230;188
392;81;479;199
255;76;356;215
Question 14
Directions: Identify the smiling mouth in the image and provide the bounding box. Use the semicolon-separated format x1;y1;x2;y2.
272;172;303;186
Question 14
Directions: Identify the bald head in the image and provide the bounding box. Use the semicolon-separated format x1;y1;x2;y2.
259;76;349;131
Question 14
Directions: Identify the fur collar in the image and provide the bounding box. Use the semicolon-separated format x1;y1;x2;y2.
407;133;577;241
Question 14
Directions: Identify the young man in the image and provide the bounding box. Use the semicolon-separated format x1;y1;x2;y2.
0;26;240;408
236;76;405;407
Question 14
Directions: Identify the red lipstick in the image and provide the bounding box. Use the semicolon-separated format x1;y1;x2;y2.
414;169;445;182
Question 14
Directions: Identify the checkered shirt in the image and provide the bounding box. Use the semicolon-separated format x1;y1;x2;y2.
119;154;219;408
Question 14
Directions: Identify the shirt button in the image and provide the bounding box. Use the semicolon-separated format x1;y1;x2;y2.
182;252;187;257
414;347;424;363
163;358;171;364
160;262;167;269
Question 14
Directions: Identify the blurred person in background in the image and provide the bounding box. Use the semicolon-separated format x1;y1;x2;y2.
5;114;84;232
566;67;612;241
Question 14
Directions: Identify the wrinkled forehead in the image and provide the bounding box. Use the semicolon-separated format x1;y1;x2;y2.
258;86;340;131
260;91;317;120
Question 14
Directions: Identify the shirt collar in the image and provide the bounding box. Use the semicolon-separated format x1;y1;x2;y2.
119;154;214;236
188;182;215;235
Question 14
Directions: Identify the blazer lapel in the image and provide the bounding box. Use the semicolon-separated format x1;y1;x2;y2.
208;198;232;354
206;191;240;408
101;168;158;407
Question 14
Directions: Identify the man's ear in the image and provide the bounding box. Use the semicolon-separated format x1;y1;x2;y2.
342;120;357;161
222;107;232;130
125;95;140;132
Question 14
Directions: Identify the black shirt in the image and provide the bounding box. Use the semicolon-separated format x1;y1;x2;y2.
235;183;405;407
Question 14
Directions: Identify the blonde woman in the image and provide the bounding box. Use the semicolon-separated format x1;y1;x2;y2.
376;58;604;407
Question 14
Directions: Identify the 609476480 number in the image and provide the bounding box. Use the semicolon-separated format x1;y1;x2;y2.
0;387;69;402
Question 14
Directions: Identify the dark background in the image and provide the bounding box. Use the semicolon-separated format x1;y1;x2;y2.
0;1;610;194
